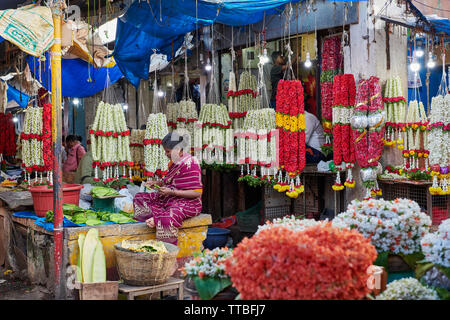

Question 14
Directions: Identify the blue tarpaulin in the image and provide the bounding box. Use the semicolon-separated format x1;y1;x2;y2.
2;81;30;108
26;52;123;98
114;0;305;87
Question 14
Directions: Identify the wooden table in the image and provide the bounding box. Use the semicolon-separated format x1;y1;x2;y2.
118;277;184;300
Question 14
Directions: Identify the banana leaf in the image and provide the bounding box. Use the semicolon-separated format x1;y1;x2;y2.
193;276;232;300
374;251;389;269
399;252;424;270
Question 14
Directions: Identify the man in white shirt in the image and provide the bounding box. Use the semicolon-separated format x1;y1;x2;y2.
305;110;326;163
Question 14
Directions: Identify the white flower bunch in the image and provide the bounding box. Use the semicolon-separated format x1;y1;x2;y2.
144;113;169;175
427;95;449;168
333;198;432;254
183;247;233;279
130;129;145;165
22;107;44;178
376;278;439;300
421;219;450;268
166;102;179;132
256;215;324;234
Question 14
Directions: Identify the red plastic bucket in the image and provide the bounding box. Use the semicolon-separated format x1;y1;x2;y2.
29;184;83;217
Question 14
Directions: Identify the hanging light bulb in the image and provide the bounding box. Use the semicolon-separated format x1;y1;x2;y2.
304;52;312;68
205;58;212;72
157;90;165;97
410;58;420;72
415;47;424;58
260;48;270;64
427;52;436;69
122;104;128;111
12;115;18;123
73;98;80;105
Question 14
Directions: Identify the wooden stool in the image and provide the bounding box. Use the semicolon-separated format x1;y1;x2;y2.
118;277;184;300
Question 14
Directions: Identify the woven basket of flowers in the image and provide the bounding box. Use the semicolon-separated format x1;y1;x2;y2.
114;240;179;286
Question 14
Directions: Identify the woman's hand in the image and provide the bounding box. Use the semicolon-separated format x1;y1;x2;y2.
146;217;155;228
159;187;174;197
145;180;159;188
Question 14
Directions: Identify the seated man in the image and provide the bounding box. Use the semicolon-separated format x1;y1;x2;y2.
73;142;95;185
305;107;327;164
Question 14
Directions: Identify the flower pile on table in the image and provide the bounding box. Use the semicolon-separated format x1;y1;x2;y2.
129;129;145;182
237;108;277;186
331;74;356;190
194;104;232;165
227;71;259;129
181;247;233;300
21;104;52;185
273;80;306;198
333;198;431;271
417;218;450;300
224;222;377;300
351;77;384;199
0;112;17;165
427;94;450;195
383;76;407;150
143;113;169;178
90;102;132;183
320;35;343;155
404;99;428;171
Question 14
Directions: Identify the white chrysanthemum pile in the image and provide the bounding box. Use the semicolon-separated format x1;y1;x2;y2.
333;198;432;254
183;247;232;279
256;215;324;234
90;101;132;181
143;113;169;177
421;219;450;268
375;278;439;300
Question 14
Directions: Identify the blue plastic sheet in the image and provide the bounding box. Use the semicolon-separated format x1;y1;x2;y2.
12;211;39;220
114;0;304;87
34;217;81;231
2;81;30;108
25;52;123;98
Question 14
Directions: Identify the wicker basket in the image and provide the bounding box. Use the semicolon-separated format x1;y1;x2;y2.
114;241;180;286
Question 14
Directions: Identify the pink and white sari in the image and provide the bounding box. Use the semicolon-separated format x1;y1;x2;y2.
133;153;203;245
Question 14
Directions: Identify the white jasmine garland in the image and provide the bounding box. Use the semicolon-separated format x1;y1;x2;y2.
144;113;169;175
375;278;439;300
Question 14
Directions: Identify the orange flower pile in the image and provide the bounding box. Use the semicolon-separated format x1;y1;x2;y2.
224;223;377;300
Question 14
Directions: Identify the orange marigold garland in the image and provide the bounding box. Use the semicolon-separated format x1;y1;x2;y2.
224;223;377;300
273;80;305;198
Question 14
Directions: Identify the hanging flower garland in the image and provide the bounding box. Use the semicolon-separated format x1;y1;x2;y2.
176;100;198;153
428;94;450;195
403;100;429;172
351;77;385;199
228;71;259;129
331;74;356;191
383;76;407;149
197;104;231;165
273;80;305;198
166;102;179;131
143;113;169;178
129;129;146;181
320;35;343;156
90;102;132;183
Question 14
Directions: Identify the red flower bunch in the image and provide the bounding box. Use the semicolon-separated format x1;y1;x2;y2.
227;89;258;99
0;113;16;157
382;96;406;104
143;138;162;145
228;112;247;119
42;104;53;171
224;223;377;300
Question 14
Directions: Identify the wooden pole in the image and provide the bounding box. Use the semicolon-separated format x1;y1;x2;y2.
50;1;64;300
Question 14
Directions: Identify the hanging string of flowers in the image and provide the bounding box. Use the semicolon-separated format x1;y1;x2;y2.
351;77;384;199
129;129;146;182
428;94;450;195
197;104;231;165
404;100;428;172
228;71;259;129
331;74;356;191
89;102;132;183
273;80;305;199
176;100;198;152
143;113;169;178
320;35;343;156
383;76;407;149
0;113;17;165
166;102;179;132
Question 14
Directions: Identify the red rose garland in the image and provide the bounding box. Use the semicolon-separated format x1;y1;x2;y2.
42;104;53;171
274;80;306;198
332;74;356;190
0;113;17;161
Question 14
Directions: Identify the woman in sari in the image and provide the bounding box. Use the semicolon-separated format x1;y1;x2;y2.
133;132;203;245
